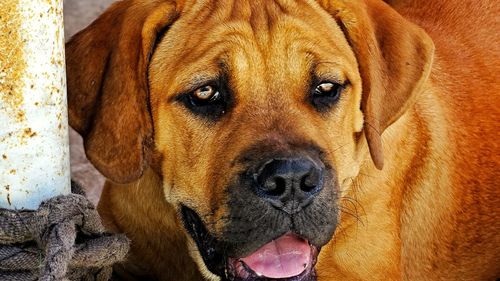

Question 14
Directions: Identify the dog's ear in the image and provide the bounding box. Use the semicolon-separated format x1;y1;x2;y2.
66;1;178;183
319;0;434;169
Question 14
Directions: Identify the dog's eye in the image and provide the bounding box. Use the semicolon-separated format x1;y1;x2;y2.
190;85;221;106
311;82;343;111
314;82;342;100
178;84;229;119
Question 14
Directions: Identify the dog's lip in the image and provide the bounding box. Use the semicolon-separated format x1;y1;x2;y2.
181;205;323;280
227;234;319;280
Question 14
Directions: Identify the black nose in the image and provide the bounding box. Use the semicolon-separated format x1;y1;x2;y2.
253;158;324;213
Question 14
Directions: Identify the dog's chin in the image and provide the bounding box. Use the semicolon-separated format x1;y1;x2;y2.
181;206;320;281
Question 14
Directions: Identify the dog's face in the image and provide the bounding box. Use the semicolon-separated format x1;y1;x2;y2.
150;2;362;279
67;0;433;280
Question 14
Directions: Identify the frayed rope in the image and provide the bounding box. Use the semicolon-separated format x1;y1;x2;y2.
0;182;129;281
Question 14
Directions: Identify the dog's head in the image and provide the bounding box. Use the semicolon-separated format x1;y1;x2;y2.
67;0;433;280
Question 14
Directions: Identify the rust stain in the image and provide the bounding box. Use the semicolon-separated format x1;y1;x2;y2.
17;127;38;144
9;169;16;175
2;154;6;160
0;0;27;122
23;127;37;138
5;185;10;191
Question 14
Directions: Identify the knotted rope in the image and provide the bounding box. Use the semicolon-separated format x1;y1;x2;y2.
0;183;129;281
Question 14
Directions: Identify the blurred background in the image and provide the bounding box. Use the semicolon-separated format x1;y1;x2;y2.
64;0;114;204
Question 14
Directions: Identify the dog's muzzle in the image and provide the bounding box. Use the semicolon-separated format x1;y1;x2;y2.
181;147;338;281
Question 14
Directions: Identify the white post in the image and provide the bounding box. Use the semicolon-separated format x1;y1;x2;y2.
0;0;70;210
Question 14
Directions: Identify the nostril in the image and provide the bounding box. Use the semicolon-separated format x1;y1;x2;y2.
300;174;317;193
262;176;287;196
256;160;290;197
300;166;323;193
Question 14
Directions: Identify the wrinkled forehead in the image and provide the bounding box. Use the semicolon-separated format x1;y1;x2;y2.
150;0;356;98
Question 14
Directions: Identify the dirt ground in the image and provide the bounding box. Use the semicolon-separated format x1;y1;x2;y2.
64;0;115;204
64;0;115;39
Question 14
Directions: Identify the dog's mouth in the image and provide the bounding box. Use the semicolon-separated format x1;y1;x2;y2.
181;206;320;281
228;234;318;280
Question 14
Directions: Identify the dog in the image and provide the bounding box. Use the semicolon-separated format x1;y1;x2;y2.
66;0;500;280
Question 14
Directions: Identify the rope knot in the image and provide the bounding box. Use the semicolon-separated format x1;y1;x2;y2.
0;183;129;281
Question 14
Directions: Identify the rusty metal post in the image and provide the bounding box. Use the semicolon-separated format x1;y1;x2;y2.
0;0;70;209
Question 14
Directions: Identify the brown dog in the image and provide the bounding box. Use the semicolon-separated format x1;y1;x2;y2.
66;0;500;280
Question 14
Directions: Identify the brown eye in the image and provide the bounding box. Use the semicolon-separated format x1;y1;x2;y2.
314;82;339;96
178;79;231;120
194;85;218;101
180;83;227;119
311;81;344;112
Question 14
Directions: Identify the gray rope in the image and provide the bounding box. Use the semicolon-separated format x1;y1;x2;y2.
0;182;129;281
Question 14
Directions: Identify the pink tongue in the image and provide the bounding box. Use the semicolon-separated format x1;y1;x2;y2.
240;234;311;279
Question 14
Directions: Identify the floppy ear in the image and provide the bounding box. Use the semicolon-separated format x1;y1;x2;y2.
66;0;178;183
318;0;434;169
